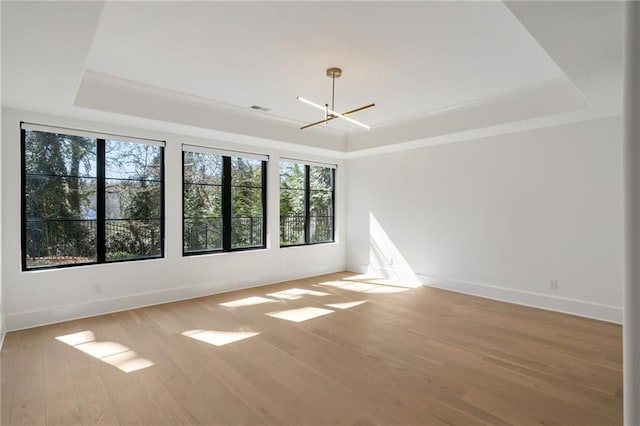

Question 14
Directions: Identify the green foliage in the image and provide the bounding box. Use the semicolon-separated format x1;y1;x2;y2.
182;154;264;251
105;220;160;259
279;162;305;217
25;131;95;221
104;141;163;258
25;131;97;262
24;130;162;266
106;251;135;260
183;152;223;250
231;157;263;247
279;163;334;244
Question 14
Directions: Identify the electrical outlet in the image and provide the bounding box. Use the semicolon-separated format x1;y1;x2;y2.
548;280;558;290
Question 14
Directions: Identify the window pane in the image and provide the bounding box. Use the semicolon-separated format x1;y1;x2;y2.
280;188;305;245
105;140;162;181
104;141;163;261
106;219;162;260
24;129;99;268
310;190;334;243
25;219;97;268
25;130;97;177
280;162;305;190
232;157;262;187
309;190;333;215
184;183;223;252
280;162;305;237
183;150;225;253
231;158;264;249
184;183;222;218
184;217;222;252
184;152;222;185
25;175;97;220
310;166;333;191
232;187;263;248
105;179;161;220
105;179;161;260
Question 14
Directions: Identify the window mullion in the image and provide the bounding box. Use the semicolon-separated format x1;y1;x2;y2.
261;161;267;248
20;127;27;270
304;165;311;244
331;168;336;243
222;156;232;251
96;138;106;263
160;147;166;258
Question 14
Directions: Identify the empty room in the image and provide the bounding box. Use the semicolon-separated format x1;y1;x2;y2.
1;1;638;425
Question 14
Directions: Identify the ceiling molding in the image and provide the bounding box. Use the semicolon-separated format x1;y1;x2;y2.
347;76;591;152
74;71;348;152
344;109;622;160
79;71;346;136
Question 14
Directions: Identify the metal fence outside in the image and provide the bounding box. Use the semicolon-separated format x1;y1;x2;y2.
279;214;334;244
184;216;265;251
25;218;161;267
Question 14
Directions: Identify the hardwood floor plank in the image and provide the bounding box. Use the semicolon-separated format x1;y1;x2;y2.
1;331;25;425
8;328;47;425
42;324;83;426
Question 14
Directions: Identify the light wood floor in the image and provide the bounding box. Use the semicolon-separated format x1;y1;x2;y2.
1;272;622;425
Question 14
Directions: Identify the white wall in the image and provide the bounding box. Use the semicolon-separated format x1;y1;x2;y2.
346;116;624;322
0;101;3;349
0;4;4;349
2;108;346;331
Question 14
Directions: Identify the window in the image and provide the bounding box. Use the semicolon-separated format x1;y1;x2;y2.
280;161;335;246
22;124;164;270
183;147;266;254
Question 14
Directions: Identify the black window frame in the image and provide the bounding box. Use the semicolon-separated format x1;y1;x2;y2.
182;151;267;256
280;163;335;247
21;124;166;271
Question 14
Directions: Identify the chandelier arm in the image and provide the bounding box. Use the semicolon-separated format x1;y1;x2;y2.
300;115;340;130
299;103;376;130
341;103;376;115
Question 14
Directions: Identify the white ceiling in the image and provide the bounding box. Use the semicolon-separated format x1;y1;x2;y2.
85;2;564;130
1;1;624;157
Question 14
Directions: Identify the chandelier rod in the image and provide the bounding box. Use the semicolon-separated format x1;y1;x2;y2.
332;71;336;112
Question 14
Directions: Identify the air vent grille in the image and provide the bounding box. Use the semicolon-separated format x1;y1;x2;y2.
250;105;271;112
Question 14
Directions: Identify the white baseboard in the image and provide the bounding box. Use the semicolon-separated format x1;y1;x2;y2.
417;274;622;324
5;266;345;332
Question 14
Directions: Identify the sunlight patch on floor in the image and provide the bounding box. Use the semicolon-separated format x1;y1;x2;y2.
325;301;368;310
314;281;411;294
266;288;331;300
265;307;334;322
340;273;421;288
219;296;278;307
340;273;388;282
56;330;154;373
181;329;260;346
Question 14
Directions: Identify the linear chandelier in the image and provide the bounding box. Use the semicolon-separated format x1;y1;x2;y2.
297;67;375;130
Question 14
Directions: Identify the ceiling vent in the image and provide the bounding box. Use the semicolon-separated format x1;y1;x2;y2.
250;105;271;112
